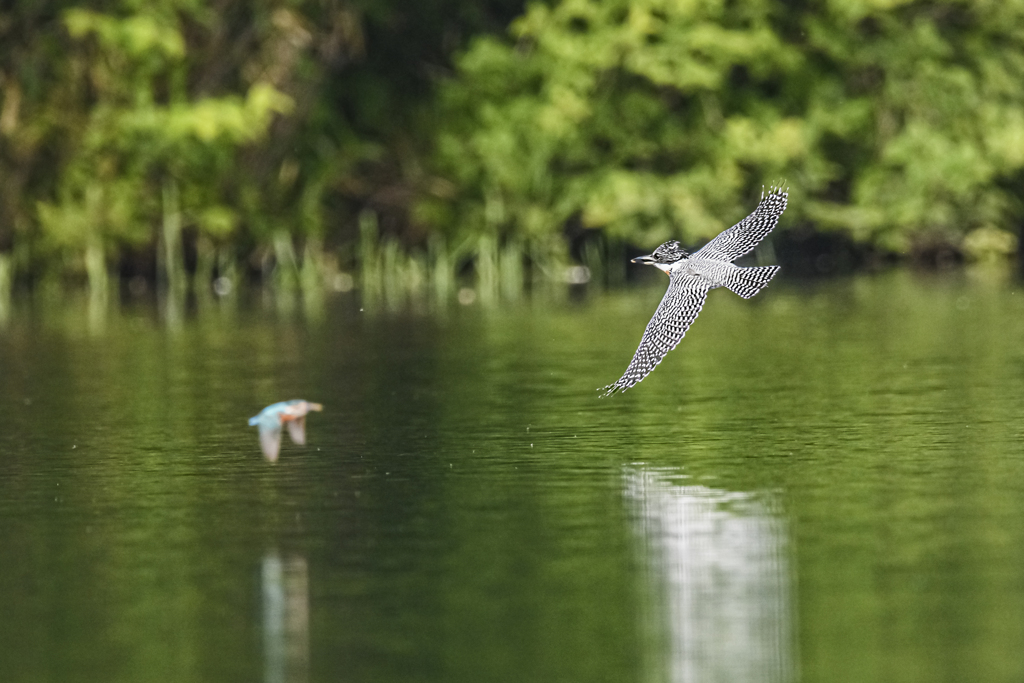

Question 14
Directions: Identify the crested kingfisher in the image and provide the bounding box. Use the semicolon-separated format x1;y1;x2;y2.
602;186;788;396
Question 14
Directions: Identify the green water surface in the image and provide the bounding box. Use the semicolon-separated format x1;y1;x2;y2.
1;269;1023;683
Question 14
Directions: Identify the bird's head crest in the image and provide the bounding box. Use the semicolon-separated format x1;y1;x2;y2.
651;240;688;263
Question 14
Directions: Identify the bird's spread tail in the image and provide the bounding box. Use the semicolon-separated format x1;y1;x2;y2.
721;265;780;299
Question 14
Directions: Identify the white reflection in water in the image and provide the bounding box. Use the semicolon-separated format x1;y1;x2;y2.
625;467;794;683
263;552;310;683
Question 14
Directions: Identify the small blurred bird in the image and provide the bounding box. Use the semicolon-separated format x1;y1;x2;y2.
248;400;323;462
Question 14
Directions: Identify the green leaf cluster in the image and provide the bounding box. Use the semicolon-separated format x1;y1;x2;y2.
0;0;360;288
4;0;1024;299
40;4;296;260
430;0;1024;254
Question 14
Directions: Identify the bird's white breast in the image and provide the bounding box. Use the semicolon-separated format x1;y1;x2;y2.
654;261;675;274
677;257;737;288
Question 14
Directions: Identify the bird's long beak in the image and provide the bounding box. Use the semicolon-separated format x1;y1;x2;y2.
631;254;656;265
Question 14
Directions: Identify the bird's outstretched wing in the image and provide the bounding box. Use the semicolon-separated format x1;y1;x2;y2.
602;272;710;396
286;416;307;445
258;423;283;462
694;186;788;263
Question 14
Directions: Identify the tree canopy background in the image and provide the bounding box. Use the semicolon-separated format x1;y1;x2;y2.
1;0;1022;298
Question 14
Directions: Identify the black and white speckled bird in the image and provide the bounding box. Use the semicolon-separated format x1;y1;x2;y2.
601;186;788;396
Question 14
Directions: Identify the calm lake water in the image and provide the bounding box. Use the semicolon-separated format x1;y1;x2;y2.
2;268;1024;683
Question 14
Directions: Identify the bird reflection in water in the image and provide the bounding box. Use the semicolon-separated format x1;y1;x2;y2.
624;467;794;683
248;400;323;462
262;552;310;683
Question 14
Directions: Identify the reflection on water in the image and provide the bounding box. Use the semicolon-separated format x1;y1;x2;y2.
625;467;794;683
262;552;310;683
4;271;1024;682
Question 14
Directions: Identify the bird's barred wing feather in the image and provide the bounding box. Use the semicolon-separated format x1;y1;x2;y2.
694;186;787;263
601;272;710;396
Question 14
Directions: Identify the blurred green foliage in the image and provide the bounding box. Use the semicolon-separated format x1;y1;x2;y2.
430;0;1024;257
0;0;524;297
1;0;1023;301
